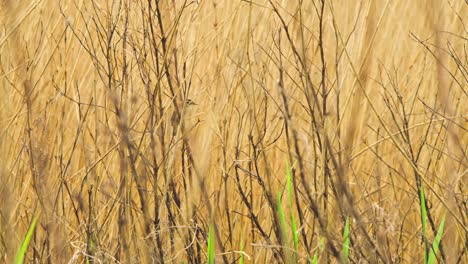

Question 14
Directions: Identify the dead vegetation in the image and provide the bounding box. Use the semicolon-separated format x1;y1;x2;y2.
0;0;466;263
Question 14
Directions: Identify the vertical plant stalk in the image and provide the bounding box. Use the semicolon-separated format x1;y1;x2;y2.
342;216;350;264
15;214;39;264
207;223;215;264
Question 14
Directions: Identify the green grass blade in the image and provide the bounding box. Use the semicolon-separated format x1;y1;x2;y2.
342;216;350;264
311;251;318;264
207;223;215;264
420;185;428;264
239;233;244;264
286;163;299;253
278;189;295;263
290;215;298;248
277;190;288;242
286;161;294;208
15;214;39;264
427;215;446;264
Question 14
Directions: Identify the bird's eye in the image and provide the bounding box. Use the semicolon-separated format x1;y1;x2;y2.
186;99;197;105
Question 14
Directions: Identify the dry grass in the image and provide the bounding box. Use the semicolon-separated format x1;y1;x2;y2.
0;0;466;263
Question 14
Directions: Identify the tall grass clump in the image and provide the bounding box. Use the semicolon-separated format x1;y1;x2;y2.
0;0;466;263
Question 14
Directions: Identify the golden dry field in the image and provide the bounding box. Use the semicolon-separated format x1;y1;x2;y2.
0;0;467;263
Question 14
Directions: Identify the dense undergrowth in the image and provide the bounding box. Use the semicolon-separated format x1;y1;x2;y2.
0;0;466;263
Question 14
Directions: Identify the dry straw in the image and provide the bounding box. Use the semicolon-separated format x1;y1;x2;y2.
0;0;466;263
